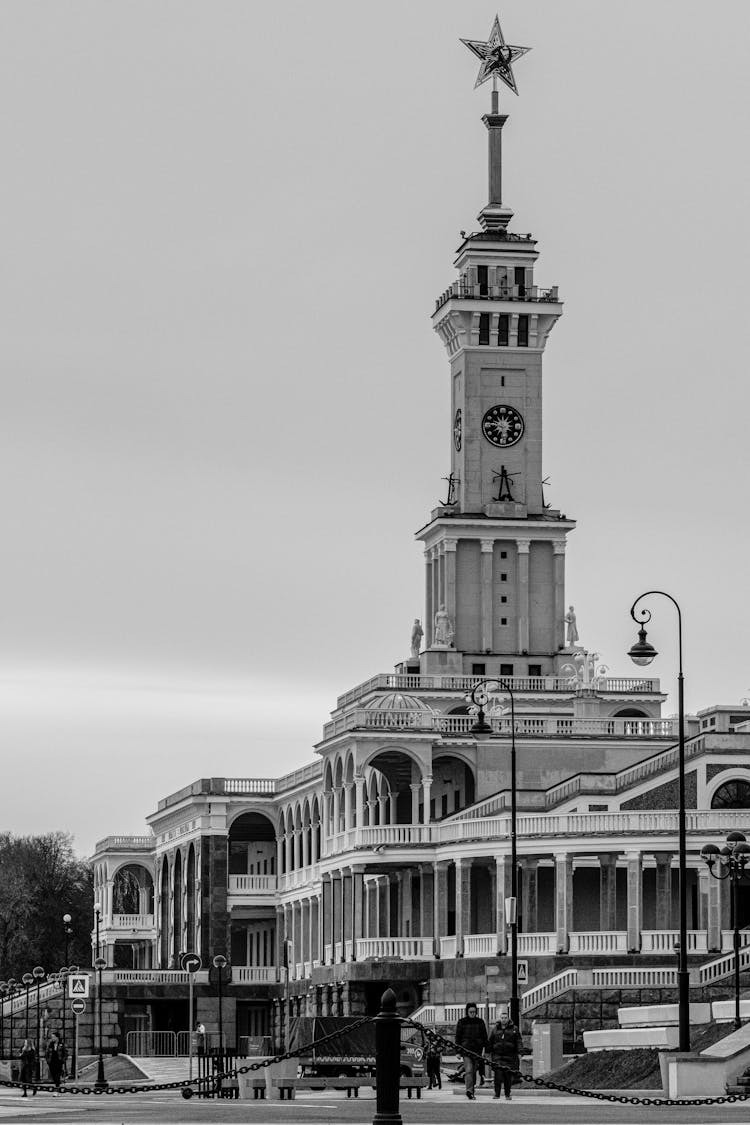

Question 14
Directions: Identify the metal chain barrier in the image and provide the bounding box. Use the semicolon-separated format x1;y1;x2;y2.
0;1015;376;1097
404;1018;750;1108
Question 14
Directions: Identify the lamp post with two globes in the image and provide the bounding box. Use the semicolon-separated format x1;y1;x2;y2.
94;956;108;1089
466;678;519;1029
701;831;750;1030
627;589;689;1052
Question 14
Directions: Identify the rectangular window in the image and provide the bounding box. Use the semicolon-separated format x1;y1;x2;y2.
498;314;509;346
500;551;507;558
514;266;526;298
500;572;508;581
501;596;507;604
472;663;486;676
500;663;514;677
528;664;542;677
478;313;490;345
517;314;529;347
478;265;488;297
500;617;508;626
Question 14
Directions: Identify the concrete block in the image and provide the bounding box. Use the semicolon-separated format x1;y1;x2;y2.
618;1003;711;1027
583;1026;680;1051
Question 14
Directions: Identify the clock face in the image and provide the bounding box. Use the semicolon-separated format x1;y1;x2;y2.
453;408;462;451
481;404;524;448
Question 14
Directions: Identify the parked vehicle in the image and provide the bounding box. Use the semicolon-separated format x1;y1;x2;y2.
289;1016;424;1078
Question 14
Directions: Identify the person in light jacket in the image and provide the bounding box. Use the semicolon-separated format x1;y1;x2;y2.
487;1009;523;1101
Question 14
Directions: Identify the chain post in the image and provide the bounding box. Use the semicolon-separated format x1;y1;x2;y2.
373;987;402;1125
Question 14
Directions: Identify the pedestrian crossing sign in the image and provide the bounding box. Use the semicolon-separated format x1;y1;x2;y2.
68;974;90;998
516;960;529;985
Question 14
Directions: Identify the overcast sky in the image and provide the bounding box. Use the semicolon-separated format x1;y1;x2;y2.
1;1;749;857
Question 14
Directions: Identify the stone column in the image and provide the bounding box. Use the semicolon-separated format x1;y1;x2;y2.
705;867;722;951
521;859;539;934
555;854;573;953
455;859;472;956
654;853;673;929
422;776;432;825
343;785;352;833
598;854;618;931
420;865;434;939
354;775;365;830
389;792;398;824
410;783;421;824
381;876;391;938
431;548;440;644
444;539;457;625
495;855;512;954
352;869;364;949
626;852;643;953
437;543;445;614
434;861;449;956
553;542;566;651
402;869;414;937
378;793;388;825
340;872;348;960
301;825;310;870
480;539;494;651
425;548;434;647
516;538;531;653
332;788;341;836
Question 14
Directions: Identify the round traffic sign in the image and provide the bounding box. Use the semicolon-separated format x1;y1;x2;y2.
71;998;86;1015
181;952;202;973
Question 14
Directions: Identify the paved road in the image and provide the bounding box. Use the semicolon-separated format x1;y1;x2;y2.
0;1087;749;1124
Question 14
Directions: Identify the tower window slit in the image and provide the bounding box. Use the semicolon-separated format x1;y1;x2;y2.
498;314;509;346
518;314;529;347
478;313;490;345
478;265;488;297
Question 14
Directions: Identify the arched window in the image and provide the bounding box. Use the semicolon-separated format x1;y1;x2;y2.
711;780;750;809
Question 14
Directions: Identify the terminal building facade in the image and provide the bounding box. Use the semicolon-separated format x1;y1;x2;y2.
91;32;750;1053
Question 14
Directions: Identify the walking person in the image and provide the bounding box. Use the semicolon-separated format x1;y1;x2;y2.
45;1033;65;1096
454;1001;488;1100
425;1039;442;1089
487;1008;523;1101
19;1039;36;1097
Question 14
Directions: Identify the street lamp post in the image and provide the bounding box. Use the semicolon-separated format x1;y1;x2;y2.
7;980;16;1059
0;981;6;1060
467;678;520;1029
32;967;44;1082
62;913;73;1064
22;974;32;1042
627;590;689;1052
94;956;108;1089
93;903;101;964
701;832;750;1029
212;954;227;1056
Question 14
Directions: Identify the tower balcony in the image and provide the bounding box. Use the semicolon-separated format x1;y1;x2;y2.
435;281;559;313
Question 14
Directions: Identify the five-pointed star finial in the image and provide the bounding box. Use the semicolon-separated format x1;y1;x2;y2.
460;15;530;94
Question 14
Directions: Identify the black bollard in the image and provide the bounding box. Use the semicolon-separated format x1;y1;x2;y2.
373;987;402;1125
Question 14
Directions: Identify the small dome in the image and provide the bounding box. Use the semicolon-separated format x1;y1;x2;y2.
365;692;432;713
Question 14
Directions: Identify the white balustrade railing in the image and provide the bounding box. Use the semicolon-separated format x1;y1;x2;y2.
333;942;343;963
440;936;458;959
322;709;677;741
324;944;332;964
355;937;433;960
569;931;628;955
463;934;496;957
228;874;277;894
591;966;676;988
101;969;209;985
232;966;279;984
521;968;580;1012
641;930;708;954
110;913;155;929
699;940;750;986
294;963;303;980
518;932;557;956
336;672;659;709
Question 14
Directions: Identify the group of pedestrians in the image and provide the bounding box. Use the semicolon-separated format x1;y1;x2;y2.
455;1003;523;1101
19;1033;67;1097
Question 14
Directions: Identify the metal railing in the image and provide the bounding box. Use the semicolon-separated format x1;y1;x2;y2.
434;282;560;312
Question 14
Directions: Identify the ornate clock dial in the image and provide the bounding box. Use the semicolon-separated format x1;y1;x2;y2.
481;404;524;448
453;408;462;451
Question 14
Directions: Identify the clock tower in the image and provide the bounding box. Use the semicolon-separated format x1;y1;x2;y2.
417;18;575;674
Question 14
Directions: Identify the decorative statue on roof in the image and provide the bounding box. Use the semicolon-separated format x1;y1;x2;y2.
410;618;423;658
433;605;454;647
565;605;579;648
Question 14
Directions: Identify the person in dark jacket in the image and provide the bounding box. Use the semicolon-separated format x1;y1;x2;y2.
425;1040;442;1089
454;1002;488;1100
45;1034;65;1095
19;1040;36;1097
487;1009;523;1100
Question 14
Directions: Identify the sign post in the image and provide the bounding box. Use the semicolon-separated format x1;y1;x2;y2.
71;998;86;1079
180;953;202;1081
